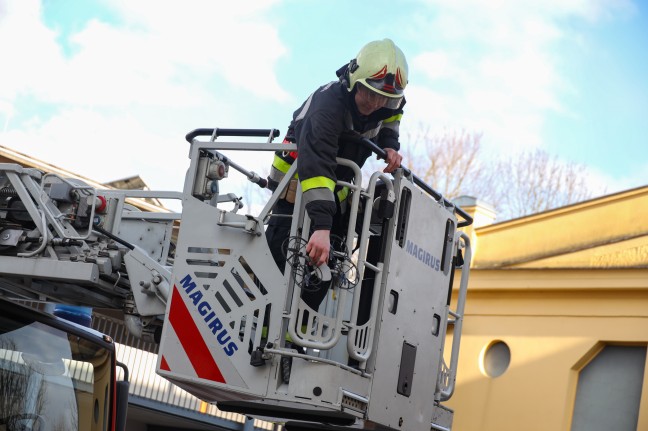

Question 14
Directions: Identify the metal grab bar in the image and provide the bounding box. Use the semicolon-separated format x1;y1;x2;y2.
436;231;472;401
186;129;281;190
352;134;473;228
286;158;365;350
185;128;280;142
346;171;396;368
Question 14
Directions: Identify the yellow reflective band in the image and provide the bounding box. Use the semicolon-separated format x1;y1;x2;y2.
284;326;309;343
301;176;335;192
383;113;403;124
337;186;349;202
272;155;292;174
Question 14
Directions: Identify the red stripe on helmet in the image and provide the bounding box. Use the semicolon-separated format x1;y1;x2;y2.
396;68;404;89
169;286;226;383
370;65;388;79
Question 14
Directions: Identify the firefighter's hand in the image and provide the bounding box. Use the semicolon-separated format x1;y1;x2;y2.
383;148;402;173
306;230;330;267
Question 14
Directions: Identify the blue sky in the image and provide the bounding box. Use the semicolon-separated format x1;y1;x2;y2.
0;0;646;209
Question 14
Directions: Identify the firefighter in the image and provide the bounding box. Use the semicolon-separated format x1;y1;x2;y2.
266;38;408;312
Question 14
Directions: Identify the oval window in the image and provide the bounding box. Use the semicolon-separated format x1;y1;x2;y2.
480;340;511;378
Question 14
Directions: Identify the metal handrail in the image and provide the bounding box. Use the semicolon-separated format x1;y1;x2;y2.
353;135;473;228
346;171;395;368
184;128;474;229
286;158;364;350
185;128;280;143
436;231;472;401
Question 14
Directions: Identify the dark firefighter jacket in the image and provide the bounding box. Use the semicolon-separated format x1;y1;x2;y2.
267;64;405;231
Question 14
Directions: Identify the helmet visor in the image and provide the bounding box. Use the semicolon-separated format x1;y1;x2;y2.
364;69;405;95
357;83;403;110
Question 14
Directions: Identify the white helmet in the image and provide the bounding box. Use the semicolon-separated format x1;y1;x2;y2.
348;38;408;109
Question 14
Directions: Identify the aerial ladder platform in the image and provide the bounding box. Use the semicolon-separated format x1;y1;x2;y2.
0;128;472;431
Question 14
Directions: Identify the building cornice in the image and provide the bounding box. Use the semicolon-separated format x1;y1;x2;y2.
476;185;648;235
458;267;648;291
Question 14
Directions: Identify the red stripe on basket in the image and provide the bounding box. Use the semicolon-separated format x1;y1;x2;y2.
168;286;226;383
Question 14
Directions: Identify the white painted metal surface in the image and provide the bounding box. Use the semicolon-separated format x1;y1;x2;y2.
0;129;472;431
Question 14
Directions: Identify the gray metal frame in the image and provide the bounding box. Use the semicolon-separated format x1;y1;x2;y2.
0;163;181;316
156;135;472;431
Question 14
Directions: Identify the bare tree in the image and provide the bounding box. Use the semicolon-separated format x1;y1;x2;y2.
400;126;597;221
497;149;594;219
401;126;505;210
407;128;479;195
0;341;48;431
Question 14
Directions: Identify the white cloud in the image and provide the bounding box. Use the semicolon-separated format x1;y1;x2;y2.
412;51;451;80
403;0;632;155
2;108;185;187
0;0;290;108
104;0;290;102
0;100;13;124
0;0;64;100
0;0;289;202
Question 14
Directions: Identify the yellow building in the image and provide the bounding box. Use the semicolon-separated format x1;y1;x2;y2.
450;190;648;431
